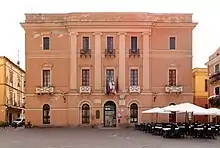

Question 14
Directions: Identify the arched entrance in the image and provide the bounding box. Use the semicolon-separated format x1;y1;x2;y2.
43;104;50;124
169;103;176;123
103;101;116;127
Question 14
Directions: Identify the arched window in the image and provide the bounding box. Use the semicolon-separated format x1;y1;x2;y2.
82;104;90;124
43;104;50;124
130;103;138;123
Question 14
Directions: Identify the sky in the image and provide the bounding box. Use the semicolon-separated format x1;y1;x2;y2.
0;0;220;70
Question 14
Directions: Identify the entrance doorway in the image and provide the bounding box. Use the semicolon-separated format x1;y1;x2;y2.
104;101;116;127
9;113;13;125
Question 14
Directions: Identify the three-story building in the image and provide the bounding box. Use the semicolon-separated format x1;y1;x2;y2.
21;12;197;127
0;56;25;124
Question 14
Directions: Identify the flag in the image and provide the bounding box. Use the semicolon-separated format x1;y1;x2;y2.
116;76;119;93
106;77;110;95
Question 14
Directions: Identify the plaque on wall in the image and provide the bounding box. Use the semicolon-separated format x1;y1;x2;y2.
119;100;125;106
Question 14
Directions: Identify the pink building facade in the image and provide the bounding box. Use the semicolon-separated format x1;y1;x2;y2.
21;12;197;127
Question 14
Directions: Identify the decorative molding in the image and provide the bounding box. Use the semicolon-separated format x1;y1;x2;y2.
117;32;127;36
93;32;102;36
25;13;193;23
141;31;151;36
42;62;53;69
69;32;79;36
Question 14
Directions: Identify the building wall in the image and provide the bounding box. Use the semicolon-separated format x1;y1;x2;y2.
22;12;197;126
0;57;25;122
192;68;208;122
206;48;220;96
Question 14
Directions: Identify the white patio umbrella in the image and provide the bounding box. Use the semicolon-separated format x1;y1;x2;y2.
164;103;206;113
142;107;171;114
142;107;171;122
163;105;177;112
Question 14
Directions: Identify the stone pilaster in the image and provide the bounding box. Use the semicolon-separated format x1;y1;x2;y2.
70;32;78;90
117;32;127;92
93;32;102;91
142;31;151;91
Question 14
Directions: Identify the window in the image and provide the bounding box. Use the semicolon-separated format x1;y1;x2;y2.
82;104;90;124
42;70;51;87
82;69;90;86
205;79;208;92
17;75;20;87
168;69;177;86
43;104;50;124
43;37;50;50
130;69;138;86
9;89;13;105
106;69;114;81
130;103;138;123
9;70;13;84
131;36;137;50
82;37;90;50
107;36;113;50
169;37;176;49
17;92;21;107
215;87;219;95
215;64;219;73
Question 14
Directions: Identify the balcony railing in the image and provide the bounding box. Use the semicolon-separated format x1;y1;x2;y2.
36;86;54;95
80;49;91;58
209;72;220;84
79;86;91;94
165;85;183;93
129;49;140;57
105;49;116;57
129;86;141;93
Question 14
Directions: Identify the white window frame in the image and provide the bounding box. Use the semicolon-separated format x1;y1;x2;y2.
42;36;50;50
168;36;177;50
129;67;139;86
214;63;220;73
81;36;90;49
81;67;91;86
167;68;178;85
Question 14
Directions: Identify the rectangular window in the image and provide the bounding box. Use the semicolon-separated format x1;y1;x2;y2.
130;69;138;86
83;37;90;50
9;89;13;105
168;69;177;86
17;92;21;107
17;75;20;87
107;36;113;50
205;79;208;92
42;70;51;87
82;69;90;86
215;64;219;73
9;70;13;84
106;69;114;81
215;87;219;95
169;37;176;49
43;37;50;50
131;36;137;50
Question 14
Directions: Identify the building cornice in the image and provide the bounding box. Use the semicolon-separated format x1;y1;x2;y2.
206;55;220;66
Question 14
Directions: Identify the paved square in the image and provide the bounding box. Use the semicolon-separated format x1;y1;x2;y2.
0;127;220;148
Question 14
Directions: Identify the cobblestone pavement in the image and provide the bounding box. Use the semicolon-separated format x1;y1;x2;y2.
0;127;220;148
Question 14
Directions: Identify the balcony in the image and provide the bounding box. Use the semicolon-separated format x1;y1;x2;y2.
36;86;54;95
129;86;141;93
129;49;140;57
80;49;91;58
209;72;220;84
79;86;91;94
105;49;116;57
165;85;183;93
